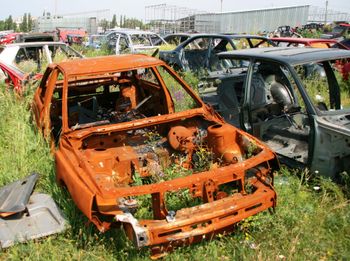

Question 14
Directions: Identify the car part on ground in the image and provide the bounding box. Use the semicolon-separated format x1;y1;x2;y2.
216;47;350;179
0;173;67;248
0;173;38;217
32;54;278;256
0;193;67;248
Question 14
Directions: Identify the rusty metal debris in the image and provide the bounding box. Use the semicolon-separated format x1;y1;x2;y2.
33;54;278;256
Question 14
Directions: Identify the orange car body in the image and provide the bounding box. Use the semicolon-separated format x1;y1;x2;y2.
32;54;278;256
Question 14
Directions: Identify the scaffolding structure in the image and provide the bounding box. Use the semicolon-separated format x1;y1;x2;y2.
145;4;206;34
309;6;350;23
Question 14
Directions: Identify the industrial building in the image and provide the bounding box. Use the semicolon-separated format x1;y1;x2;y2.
34;16;97;34
192;6;309;33
146;4;350;34
33;10;110;34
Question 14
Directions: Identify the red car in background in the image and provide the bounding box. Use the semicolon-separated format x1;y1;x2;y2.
0;33;20;45
270;37;342;48
0;61;42;92
0;61;26;91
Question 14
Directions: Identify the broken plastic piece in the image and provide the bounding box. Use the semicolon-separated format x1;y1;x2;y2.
0;193;67;248
0;173;39;217
165;210;176;223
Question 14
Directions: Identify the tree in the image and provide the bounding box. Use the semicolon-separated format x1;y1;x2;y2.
119;15;123;28
0;21;5;31
123;18;144;29
28;13;33;32
99;19;109;32
4;15;16;31
20;13;28;32
111;14;117;28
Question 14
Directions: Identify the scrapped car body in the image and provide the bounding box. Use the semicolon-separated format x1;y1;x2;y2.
32;54;278;256
270;37;340;48
106;29;167;55
85;34;106;49
159;33;192;46
321;23;350;40
159;34;275;72
0;61;26;91
0;42;83;72
332;38;350;50
0;33;19;45
216;47;350;179
15;33;58;43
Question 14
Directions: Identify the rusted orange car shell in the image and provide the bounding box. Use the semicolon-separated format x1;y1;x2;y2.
32;54;278;256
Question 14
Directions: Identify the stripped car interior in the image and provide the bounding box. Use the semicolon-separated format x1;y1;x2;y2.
217;48;350;178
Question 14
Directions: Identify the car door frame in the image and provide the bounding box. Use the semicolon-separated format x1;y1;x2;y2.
239;58;316;168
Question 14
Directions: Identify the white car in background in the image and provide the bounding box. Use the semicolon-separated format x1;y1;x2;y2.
105;28;167;54
0;42;83;73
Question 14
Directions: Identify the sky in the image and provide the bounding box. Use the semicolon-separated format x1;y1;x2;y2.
1;0;350;21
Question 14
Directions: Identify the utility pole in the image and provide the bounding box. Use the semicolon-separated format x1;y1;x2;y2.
325;0;328;24
220;0;223;13
54;0;58;17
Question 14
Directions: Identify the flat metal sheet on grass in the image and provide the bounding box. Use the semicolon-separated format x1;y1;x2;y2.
0;193;67;248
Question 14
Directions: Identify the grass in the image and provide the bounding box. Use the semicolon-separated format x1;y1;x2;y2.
0;61;350;259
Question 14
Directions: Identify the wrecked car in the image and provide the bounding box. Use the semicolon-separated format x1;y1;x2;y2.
156;33;192;46
0;42;83;75
216;47;350;179
270;37;341;48
32;54;278;256
332;38;350;50
106;29;167;55
159;34;275;72
321;23;350;40
0;61;26;91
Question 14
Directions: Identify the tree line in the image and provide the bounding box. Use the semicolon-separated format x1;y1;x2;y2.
0;14;33;32
0;13;145;33
99;14;147;31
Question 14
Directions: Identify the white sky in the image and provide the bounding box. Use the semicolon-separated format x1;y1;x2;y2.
1;0;349;20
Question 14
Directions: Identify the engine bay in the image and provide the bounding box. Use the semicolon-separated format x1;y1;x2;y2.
78;117;263;191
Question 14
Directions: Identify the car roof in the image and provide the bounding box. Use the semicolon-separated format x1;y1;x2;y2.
164;33;192;37
0;61;25;78
271;37;337;43
218;47;350;65
177;34;271;46
2;41;68;48
54;54;165;76
107;29;160;35
228;34;271;40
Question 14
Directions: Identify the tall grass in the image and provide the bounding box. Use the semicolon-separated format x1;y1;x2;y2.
0;63;349;259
